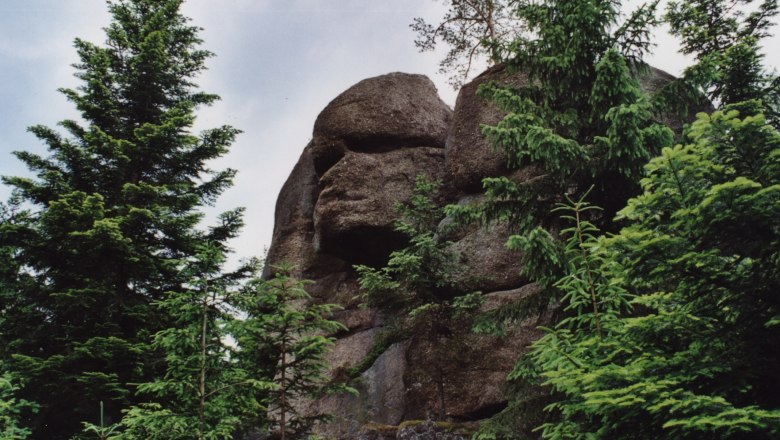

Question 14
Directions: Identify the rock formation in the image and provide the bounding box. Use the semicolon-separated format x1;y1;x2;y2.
264;67;704;439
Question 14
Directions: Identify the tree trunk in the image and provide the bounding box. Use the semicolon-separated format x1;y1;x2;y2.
280;336;287;440
436;366;446;420
198;293;208;440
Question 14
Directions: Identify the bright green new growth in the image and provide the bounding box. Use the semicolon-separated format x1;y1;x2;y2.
515;102;780;440
460;0;780;438
474;193;633;440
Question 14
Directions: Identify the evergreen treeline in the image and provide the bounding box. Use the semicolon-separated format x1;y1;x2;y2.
1;0;778;439
0;1;341;439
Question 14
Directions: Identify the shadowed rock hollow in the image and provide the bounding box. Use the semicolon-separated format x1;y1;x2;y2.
263;67;703;439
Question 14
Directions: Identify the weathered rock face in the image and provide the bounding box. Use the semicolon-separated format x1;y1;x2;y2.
263;72;452;300
308;341;411;439
265;70;536;439
263;146;319;279
636;66;714;133
440;194;528;294
358;421;476;440
264;66;698;439
446;64;528;192
315;147;450;265
311;72;453;175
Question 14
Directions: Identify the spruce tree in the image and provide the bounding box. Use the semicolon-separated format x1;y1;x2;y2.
664;0;780;124
244;265;350;440
113;243;269;440
478;1;780;437
0;1;242;437
442;0;676;436
446;0;670;333
356;175;483;420
509;101;780;440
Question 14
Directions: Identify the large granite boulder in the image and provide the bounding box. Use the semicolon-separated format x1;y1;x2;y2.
445;64;710;194
265;72;531;439
263;71;548;439
262;146;319;280
636;66;714;134
441;194;529;294
265;72;455;300
260;143;361;307
314;147;450;265
445;64;528;192
263;65;704;439
311;72;453;175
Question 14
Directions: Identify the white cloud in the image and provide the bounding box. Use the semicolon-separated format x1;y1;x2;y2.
1;0;778;269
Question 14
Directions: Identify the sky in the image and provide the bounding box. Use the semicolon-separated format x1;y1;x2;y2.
1;0;778;267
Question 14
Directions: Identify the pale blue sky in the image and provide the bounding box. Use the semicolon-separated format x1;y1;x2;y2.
0;0;456;265
1;0;777;265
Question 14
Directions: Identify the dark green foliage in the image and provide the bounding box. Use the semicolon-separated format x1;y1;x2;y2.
422;0;780;438
447;0;671;336
356;176;463;315
242;265;353;440
356;175;482;420
471;0;670;223
452;0;780;437
113;244;269;440
0;196;35;369
664;0;780;123
512;102;780;439
0;1;242;438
